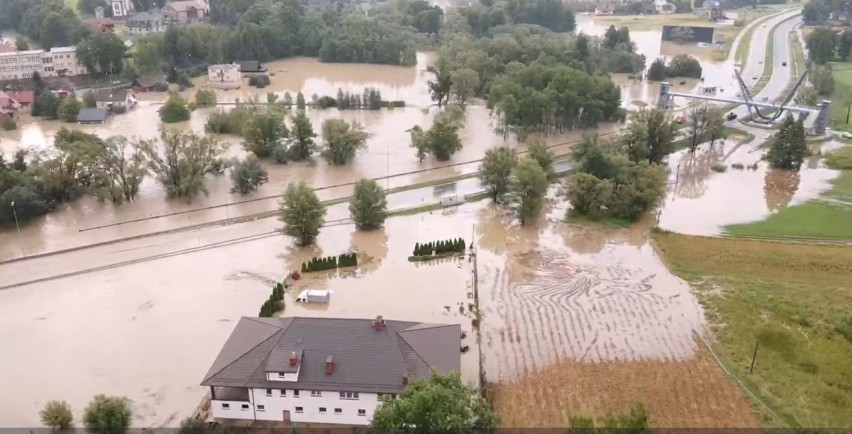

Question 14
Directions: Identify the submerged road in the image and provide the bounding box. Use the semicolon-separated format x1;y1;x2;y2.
0;11;802;288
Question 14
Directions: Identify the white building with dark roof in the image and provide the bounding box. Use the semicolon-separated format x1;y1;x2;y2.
201;316;462;425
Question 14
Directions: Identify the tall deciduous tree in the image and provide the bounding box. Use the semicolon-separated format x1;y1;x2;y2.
349;178;388;230
230;156;269;194
647;58;666;81
479;146;517;202
279;181;326;246
425;108;464;161
40;400;74;430
807;28;835;64
620;109;677;164
83;395;132;434
92;136;147;203
409;125;429;162
371;372;498;433
526;140;554;180
767;115;808;171
288;110;317;160
243;111;287;159
321;119;368;165
450;68;480;107
58;95;82;123
138;130;226;198
510;158;548;225
159;92;190;123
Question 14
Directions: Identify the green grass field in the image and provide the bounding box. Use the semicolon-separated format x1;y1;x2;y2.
653;233;852;428
725;147;852;239
829;66;852;132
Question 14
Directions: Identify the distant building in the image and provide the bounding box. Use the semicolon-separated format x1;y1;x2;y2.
201;316;461;425
77;108;110;124
84;18;117;35
207;64;241;89
127;11;167;35
92;89;137;110
595;3;615;15
654;0;676;14
109;0;134;17
43;47;88;78
709;3;725;21
133;76;166;92
163;0;209;24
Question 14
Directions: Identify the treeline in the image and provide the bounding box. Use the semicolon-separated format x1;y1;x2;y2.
0;0;86;48
802;0;845;24
259;282;285;317
806;28;852;64
314;88;405;110
566;110;673;223
300;253;358;273
132;3;419;76
412;238;466;257
455;0;576;36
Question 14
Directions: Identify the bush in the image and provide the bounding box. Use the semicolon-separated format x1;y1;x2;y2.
248;74;271;88
259;281;286;317
195;89;217;107
412;238;466;257
230;156;269;194
83;395;132;434
301;253;357;273
110;105;127;114
40;400;73;430
665;54;703;79
711;163;727;172
2;116;17;130
153;82;170;92
159;92;190;123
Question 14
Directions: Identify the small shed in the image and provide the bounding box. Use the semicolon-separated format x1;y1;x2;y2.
133;77;165;92
237;61;267;73
77;108;110;124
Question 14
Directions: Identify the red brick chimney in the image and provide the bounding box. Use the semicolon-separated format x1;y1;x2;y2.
374;315;384;331
289;351;297;367
326;355;334;375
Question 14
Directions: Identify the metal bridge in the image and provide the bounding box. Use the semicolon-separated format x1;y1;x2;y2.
656;68;831;135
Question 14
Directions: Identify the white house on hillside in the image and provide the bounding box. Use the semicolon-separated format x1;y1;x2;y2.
109;0;134;17
201;316;462;425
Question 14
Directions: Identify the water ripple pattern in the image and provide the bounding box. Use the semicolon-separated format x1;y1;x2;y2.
480;247;706;382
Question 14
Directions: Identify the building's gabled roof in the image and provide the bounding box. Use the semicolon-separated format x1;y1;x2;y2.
77;108;110;123
93;89;128;102
7;91;35;104
237;61;265;72
202;317;461;393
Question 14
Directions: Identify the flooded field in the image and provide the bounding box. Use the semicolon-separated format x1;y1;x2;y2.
659;138;840;235
0;208;478;427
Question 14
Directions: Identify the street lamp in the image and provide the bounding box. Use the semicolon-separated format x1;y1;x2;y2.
10;201;24;257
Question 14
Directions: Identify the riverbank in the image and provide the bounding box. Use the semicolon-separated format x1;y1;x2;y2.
652;232;852;428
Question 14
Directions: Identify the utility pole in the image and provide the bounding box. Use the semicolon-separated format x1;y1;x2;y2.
10;201;25;257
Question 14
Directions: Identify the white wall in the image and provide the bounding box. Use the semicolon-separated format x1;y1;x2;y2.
210;400;254;420
251;388;381;425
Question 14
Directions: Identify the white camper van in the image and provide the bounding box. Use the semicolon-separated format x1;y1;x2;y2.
295;289;330;304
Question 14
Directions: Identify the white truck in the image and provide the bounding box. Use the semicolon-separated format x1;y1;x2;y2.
295;289;330;304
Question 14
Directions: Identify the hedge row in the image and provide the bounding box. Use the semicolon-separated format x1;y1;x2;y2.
259;282;285;317
413;238;466;257
301;253;358;273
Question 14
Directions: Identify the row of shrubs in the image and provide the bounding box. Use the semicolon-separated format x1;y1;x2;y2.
413;238;467;257
259;282;285;317
249;74;272;88
301;253;358;273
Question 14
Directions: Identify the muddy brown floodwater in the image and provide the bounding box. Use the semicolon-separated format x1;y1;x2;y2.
0;51;632;261
659;138;840;234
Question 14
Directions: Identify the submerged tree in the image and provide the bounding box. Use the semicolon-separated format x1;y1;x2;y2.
243;111;288;159
619;108;677;164
230;156;269;194
527;140;555;180
288;110;317;160
279;181;326;246
509;158;548;225
767;115;808;171
83;395;132;434
349;178;388;230
40;400;74;430
409;125;429;162
138;129;226;198
320;119;368;165
479;146;517;203
93;136;147;203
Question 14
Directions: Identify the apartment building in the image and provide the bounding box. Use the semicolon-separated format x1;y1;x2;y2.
0;47;86;81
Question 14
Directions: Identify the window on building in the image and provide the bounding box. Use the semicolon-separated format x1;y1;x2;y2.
278;372;286;377
319;407;327;413
295;406;303;413
241;404;249;410
257;405;265;412
221;403;230;409
310;390;321;397
265;388;272;396
358;409;366;416
293;389;300;397
339;391;360;400
279;389;286;397
334;408;342;414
